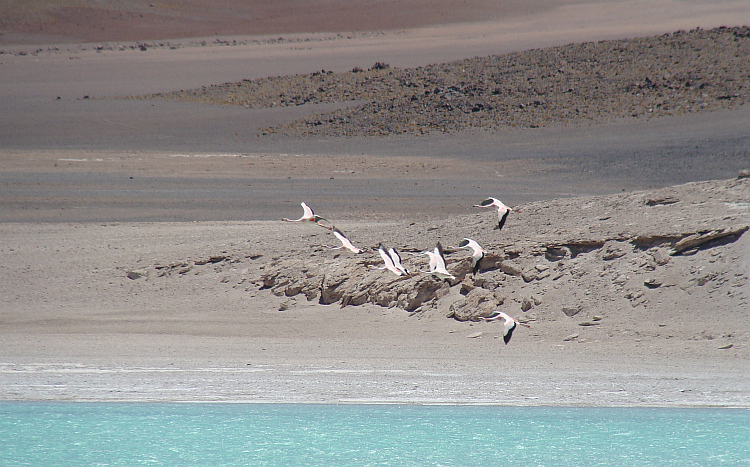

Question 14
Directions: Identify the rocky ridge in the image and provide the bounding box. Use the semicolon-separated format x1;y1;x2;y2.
256;177;749;321
127;177;749;343
137;26;750;136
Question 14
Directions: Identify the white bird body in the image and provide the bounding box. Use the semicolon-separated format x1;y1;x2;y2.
482;311;530;344
421;243;455;280
473;197;521;231
420;250;438;273
328;228;362;253
372;244;404;276
283;202;332;229
388;247;409;275
459;237;486;274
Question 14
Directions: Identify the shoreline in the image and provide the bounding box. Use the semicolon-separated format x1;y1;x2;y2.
3;361;746;407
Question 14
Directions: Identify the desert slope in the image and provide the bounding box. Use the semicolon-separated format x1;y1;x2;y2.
1;176;748;403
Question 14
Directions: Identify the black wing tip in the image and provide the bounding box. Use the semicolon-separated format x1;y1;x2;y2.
435;242;446;259
497;211;510;231
478;198;493;206
503;324;516;344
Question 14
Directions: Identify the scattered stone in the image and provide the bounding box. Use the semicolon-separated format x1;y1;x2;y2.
738;170;750;179
552;270;566;280
520;297;533;312
127;269;148;280
500;261;523;276
521;268;538;282
545;246;570;261
649;248;671;266
612;274;628;286
177;262;194;275
579;321;601;326
625;290;644;303
562;305;582;317
563;333;579;341
592;315;603;321
718;343;734;349
645;196;679;206
460;278;477;294
492;292;507;305
466;331;483;339
278;300;291;311
477;254;502;273
601;241;629;260
644;277;662;288
195;254;230;265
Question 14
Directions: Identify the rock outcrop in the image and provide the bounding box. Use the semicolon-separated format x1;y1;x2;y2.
125;177;749;326
252;177;749;320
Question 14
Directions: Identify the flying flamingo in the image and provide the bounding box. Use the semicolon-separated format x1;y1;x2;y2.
326;228;362;253
282;202;333;230
474;197;521;231
416;250;438;273
420;242;455;280
458;237;486;275
482;311;531;344
371;244;404;276
388;247;409;275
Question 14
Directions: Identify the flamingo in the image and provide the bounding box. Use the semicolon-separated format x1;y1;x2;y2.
482;311;531;344
282;202;332;230
326;228;362;253
371;243;404;276
420;242;455;280
416;249;438;273
388;247;409;275
458;238;486;275
474;197;521;231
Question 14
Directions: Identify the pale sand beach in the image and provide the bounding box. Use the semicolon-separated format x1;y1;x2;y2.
1;0;749;405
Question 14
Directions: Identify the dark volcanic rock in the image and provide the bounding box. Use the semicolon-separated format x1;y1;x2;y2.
139;27;750;137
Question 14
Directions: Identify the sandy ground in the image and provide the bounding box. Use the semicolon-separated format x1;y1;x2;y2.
2;218;747;406
1;0;749;405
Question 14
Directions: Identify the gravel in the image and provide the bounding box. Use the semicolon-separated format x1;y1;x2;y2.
138;26;750;136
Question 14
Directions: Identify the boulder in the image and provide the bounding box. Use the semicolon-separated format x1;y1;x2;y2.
447;287;501;321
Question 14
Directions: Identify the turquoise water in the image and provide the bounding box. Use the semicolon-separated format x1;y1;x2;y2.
2;403;748;466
